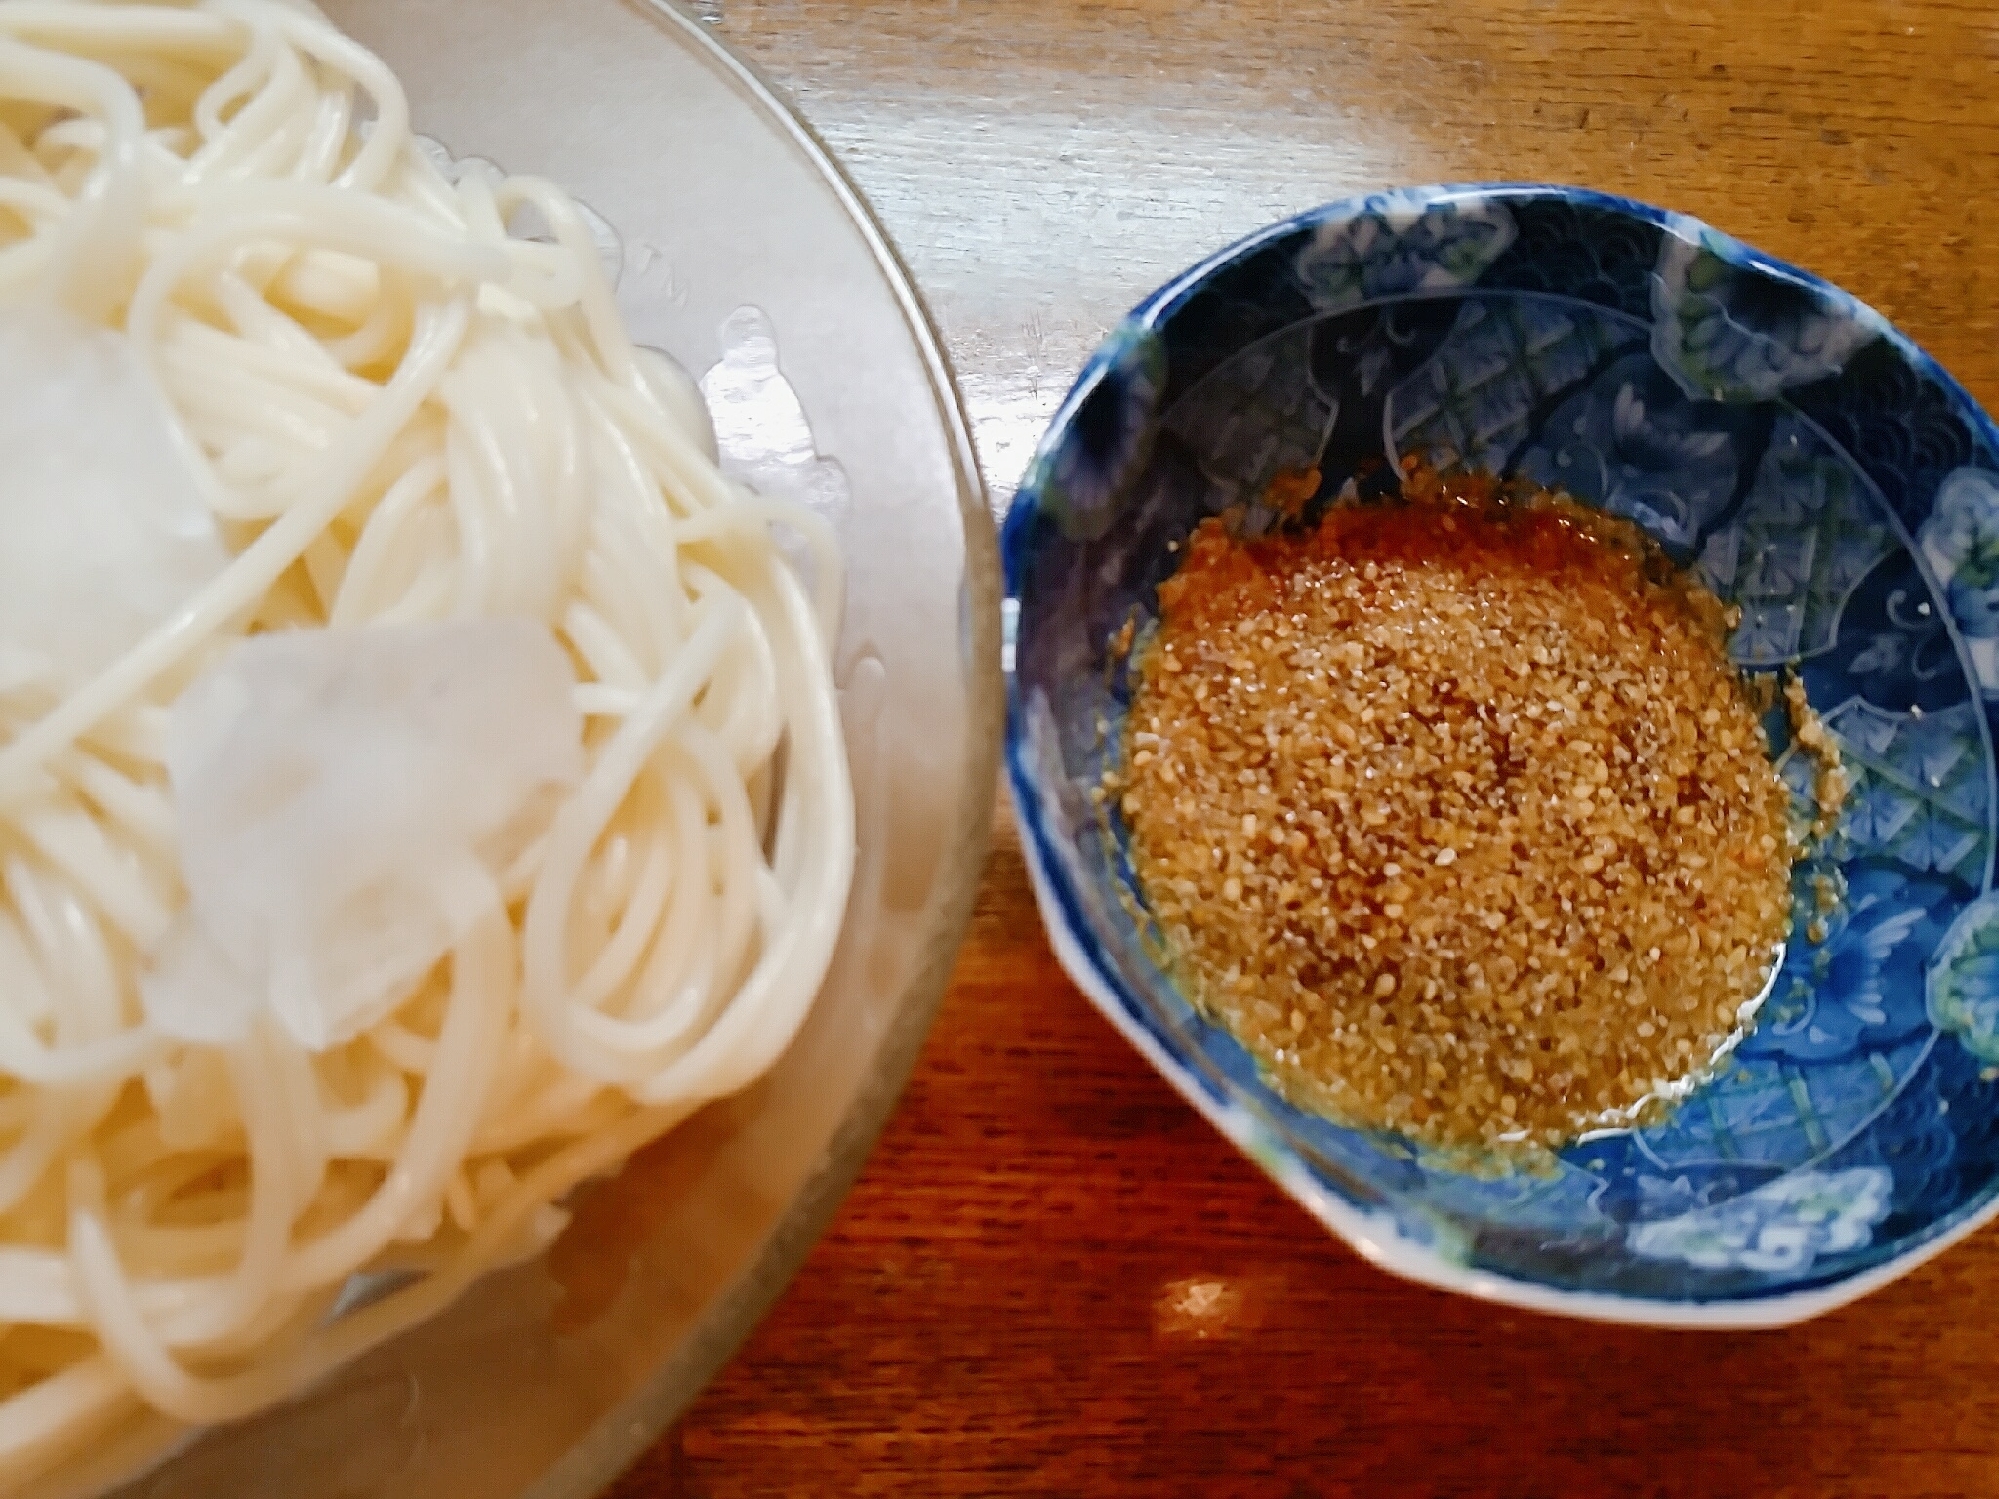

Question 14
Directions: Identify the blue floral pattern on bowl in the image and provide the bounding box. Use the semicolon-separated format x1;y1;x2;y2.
1019;319;1166;542
1629;1167;1894;1275
1649;225;1886;404
1929;892;1999;1065
1918;467;1999;696
1004;184;1999;1325
1293;187;1518;314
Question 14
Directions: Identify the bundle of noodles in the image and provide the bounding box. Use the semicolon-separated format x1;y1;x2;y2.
0;0;854;1485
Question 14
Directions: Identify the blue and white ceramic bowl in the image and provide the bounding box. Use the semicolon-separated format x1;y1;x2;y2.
1003;183;1999;1327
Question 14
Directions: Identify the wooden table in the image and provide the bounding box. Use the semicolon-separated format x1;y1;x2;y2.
625;2;1999;1492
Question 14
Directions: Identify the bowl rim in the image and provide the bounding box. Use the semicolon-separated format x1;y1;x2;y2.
519;4;1003;1491
1002;179;1999;1328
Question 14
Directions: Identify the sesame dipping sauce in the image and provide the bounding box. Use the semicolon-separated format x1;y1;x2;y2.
1117;464;1803;1156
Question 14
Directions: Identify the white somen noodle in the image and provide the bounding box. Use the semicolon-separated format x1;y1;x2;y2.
0;0;856;1487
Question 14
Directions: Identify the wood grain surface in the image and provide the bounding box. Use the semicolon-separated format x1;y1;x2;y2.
625;2;1999;1493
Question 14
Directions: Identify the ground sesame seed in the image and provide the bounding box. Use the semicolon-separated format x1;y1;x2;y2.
1118;466;1795;1156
